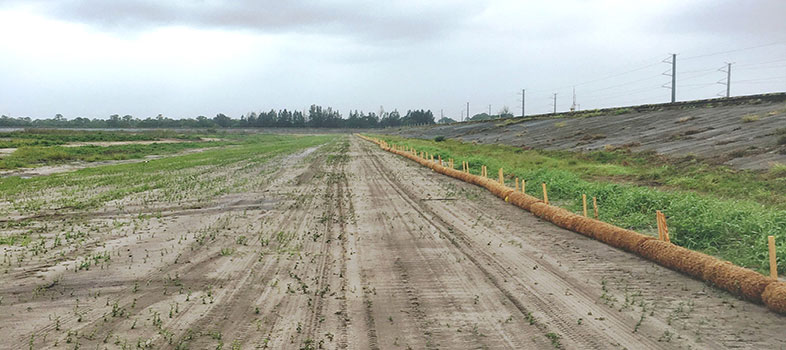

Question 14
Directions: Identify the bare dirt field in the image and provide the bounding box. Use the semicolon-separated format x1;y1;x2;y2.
2;135;784;349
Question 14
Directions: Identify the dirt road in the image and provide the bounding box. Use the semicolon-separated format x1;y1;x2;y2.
2;135;784;349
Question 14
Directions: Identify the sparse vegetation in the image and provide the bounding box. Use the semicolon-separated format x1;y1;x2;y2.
741;114;760;122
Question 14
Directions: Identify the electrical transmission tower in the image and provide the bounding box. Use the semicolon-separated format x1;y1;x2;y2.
551;93;557;114
662;54;677;103
717;62;733;98
570;87;577;112
520;89;526;117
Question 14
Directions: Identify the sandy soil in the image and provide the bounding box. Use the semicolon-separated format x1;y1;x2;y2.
1;135;783;350
384;95;786;170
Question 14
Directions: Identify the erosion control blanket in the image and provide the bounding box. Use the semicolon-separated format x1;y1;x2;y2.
358;135;786;314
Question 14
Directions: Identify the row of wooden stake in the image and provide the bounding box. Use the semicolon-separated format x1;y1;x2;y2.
374;138;784;310
430;152;781;280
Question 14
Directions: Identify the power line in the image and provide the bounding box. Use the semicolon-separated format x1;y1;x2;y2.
579;74;663;95
681;42;784;60
583;84;662;102
735;58;786;67
527;61;661;93
736;64;786;71
735;75;786;83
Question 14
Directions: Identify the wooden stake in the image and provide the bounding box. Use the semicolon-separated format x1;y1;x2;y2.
515;178;520;192
498;168;504;185
582;194;588;217
522;179;526;193
593;197;598;219
656;210;664;241
661;212;670;243
769;235;778;279
542;183;549;205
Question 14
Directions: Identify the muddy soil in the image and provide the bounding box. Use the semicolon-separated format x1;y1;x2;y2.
1;135;784;350
383;95;786;170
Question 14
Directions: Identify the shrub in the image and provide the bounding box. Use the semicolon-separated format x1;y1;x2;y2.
770;163;786;178
741;114;760;123
434;136;446;142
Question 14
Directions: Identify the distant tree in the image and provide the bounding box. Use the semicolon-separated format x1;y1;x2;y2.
213;113;232;127
196;115;214;128
107;114;122;128
498;106;513;119
292;110;306;127
470;113;494;121
438;117;457;124
380;110;401;127
403;109;434;125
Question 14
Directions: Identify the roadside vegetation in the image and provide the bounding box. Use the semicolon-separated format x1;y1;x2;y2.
370;134;786;274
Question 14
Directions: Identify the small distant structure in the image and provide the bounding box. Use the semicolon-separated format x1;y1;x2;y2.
570;87;577;112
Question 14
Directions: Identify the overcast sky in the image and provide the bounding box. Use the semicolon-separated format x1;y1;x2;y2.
1;0;785;120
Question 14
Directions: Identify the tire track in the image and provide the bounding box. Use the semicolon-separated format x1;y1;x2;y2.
355;137;664;349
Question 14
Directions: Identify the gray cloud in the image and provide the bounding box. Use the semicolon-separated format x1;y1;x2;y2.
1;0;784;119
1;0;483;43
658;0;786;40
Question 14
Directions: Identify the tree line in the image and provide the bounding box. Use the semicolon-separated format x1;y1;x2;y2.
0;105;437;129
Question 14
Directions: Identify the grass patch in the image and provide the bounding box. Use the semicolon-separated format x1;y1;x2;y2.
0;129;204;148
676;116;695;124
0;134;334;211
741;114;760;123
369;134;786;274
776;128;786;146
0;141;232;169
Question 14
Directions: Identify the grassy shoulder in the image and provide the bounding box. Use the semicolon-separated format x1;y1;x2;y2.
369;134;785;274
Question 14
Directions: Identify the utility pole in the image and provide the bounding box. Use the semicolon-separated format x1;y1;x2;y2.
488;104;491;116
552;93;557;114
725;62;732;98
521;89;526;117
671;54;676;103
466;102;470;121
571;87;577;112
717;62;733;98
